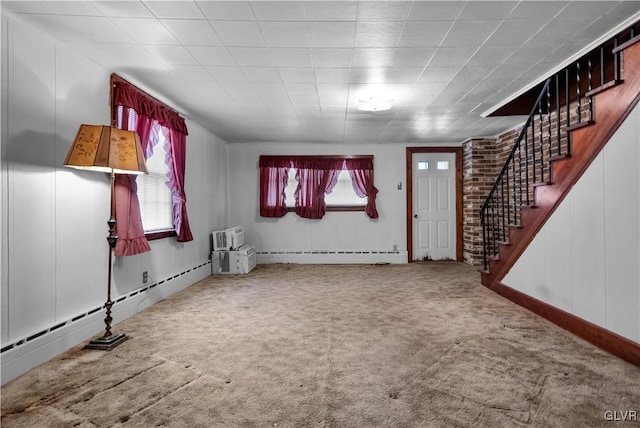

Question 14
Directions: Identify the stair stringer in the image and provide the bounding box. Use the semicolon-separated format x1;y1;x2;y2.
481;41;640;289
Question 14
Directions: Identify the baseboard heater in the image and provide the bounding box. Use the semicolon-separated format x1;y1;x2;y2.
0;260;211;383
257;250;408;264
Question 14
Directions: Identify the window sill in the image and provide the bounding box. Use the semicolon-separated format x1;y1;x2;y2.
145;229;176;241
286;205;365;212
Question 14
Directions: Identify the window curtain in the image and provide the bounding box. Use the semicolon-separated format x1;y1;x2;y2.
112;76;192;254
345;158;379;219
259;156;291;217
113;108;153;256
166;128;193;242
293;158;343;219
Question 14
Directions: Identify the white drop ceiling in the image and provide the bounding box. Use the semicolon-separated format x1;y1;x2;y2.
2;1;639;144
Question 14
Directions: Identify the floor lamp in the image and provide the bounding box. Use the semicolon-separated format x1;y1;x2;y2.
64;124;148;350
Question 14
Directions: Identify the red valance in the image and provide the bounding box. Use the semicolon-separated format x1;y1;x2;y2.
112;78;188;135
259;155;373;171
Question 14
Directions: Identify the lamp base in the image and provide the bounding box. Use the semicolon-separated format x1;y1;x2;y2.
84;333;129;351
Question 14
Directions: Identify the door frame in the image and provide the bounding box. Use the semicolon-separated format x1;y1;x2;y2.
406;147;463;262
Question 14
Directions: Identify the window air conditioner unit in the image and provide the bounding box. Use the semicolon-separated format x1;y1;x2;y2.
212;226;245;251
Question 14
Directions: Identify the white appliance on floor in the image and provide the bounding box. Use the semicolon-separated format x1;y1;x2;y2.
212;226;244;251
211;244;256;275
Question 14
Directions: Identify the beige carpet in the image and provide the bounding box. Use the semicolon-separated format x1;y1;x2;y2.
2;262;639;427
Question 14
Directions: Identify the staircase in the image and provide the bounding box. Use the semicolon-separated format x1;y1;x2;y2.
480;25;640;288
478;24;640;364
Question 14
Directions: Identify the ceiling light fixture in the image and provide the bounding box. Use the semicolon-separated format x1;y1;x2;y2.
358;96;393;112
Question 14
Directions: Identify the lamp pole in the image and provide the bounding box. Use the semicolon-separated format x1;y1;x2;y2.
84;170;129;350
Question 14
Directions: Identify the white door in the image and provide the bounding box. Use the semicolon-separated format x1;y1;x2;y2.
412;152;456;261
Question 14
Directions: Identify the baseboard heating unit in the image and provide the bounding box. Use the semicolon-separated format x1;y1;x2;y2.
1;260;211;385
257;250;407;264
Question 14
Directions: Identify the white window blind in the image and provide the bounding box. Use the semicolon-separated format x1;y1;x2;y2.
137;130;174;232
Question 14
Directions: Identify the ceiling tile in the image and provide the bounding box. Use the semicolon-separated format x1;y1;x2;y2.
351;48;394;68
440;20;502;47
385;68;422;84
407;2;465;21
170;64;212;80
279;68;316;83
311;48;353;67
3;0;103;15
255;83;292;104
357;1;412;21
389;48;436;68
143;1;205;19
145;45;199;64
315;68;351;84
259;22;309;47
508;1;568;19
186;46;236;66
308;22;356;48
270;48;313;67
19;15;134;43
210;20;266;46
428;47;476;67
223;82;265;104
317;84;349;106
483;19;550;47
228;47;274;67
251;1;305;21
349;68;387;84
465;47;513;67
304;1;357;21
397;21;452;47
64;41;169;69
93;1;154;18
418;67;459;83
206;66;248;82
111;17;180;44
458;1;517;20
354;21;404;48
161;19;222;45
243;67;282;82
197;1;256;20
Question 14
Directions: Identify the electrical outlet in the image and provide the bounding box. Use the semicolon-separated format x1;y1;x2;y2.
142;271;148;284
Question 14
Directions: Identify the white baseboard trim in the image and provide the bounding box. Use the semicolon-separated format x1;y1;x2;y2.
1;261;211;385
257;250;408;265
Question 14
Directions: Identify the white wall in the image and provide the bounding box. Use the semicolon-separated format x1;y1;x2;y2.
228;141;432;261
1;12;229;383
503;101;640;343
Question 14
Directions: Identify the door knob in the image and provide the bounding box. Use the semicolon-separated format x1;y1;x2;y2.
414;214;418;219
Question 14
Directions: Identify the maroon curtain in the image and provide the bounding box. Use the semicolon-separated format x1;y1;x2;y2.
345;158;379;219
114;110;153;256
259;156;291;217
166;129;193;242
293;158;343;219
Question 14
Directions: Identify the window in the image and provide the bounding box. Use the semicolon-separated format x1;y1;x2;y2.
418;161;429;170
437;160;450;170
284;169;366;208
259;155;379;219
116;107;173;233
111;73;192;252
137;130;174;232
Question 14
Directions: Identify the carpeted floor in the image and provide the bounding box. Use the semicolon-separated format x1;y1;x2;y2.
2;262;639;427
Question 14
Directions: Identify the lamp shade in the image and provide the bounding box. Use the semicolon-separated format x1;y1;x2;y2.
64;124;147;175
